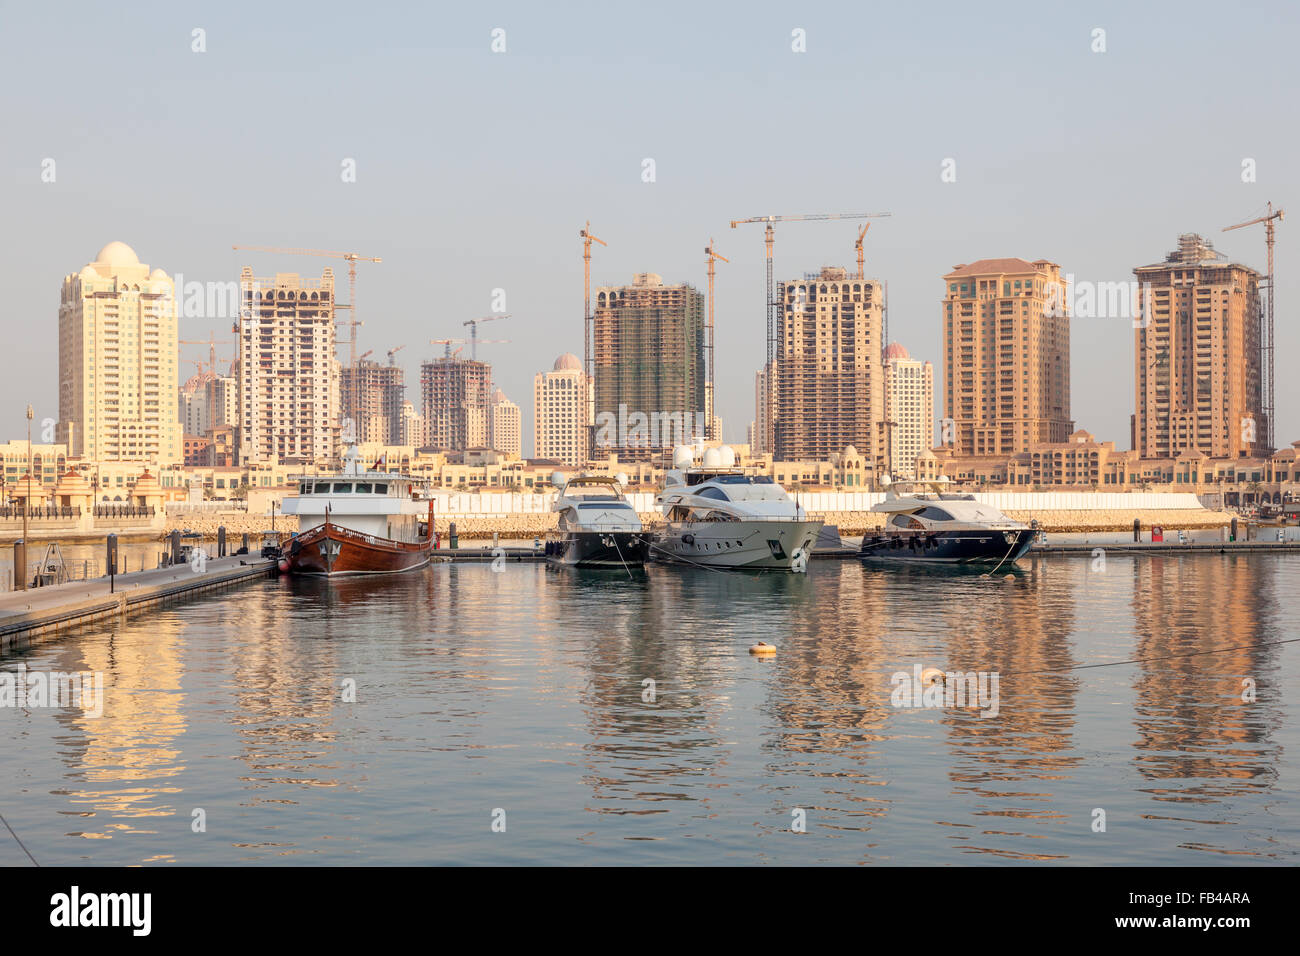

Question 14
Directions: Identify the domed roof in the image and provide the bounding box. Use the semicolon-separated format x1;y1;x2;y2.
883;342;910;361
917;448;937;460
78;264;99;280
491;388;508;403
149;267;169;282
93;241;140;268
553;353;582;372
843;445;858;457
54;470;92;494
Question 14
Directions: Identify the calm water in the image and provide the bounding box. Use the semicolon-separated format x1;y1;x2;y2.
2;553;1297;865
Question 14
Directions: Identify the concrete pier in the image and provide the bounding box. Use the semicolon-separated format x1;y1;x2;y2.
0;554;276;649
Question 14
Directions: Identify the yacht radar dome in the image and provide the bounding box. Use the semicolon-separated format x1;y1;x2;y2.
672;445;694;470
551;471;567;489
702;447;722;468
718;445;736;467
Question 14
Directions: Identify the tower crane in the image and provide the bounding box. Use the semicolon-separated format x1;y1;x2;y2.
462;314;510;360
1223;202;1285;451
580;221;606;457
387;345;406;366
430;338;471;359
855;223;871;280
729;211;891;454
705;239;729;441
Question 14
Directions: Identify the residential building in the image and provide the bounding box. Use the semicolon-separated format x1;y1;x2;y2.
1133;233;1265;459
593;274;705;460
57;241;181;464
488;388;521;457
236;267;340;465
533;353;587;466
775;266;884;464
420;357;492;452
340;359;405;446
883;342;934;478
941;257;1071;456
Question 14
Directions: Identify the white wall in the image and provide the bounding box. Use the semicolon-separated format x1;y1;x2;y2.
420;489;1209;517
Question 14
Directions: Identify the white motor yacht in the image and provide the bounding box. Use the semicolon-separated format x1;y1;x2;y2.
653;446;822;571
544;473;650;568
858;476;1035;567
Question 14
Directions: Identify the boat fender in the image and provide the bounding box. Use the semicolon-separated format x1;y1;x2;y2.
920;667;944;687
749;641;777;657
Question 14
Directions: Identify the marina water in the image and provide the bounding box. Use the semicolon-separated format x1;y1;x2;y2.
2;553;1297;865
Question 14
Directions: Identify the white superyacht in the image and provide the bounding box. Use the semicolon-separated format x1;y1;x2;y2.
653;446;822;571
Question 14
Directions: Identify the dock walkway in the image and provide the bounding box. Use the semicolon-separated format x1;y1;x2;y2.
0;555;276;648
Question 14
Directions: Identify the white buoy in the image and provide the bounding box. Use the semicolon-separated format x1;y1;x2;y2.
920;666;944;687
749;641;777;656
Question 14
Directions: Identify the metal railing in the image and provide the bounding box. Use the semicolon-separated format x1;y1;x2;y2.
0;506;81;520
92;505;155;518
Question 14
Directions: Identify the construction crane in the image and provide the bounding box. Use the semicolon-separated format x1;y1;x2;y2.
179;331;233;435
729;212;891;454
705;239;729;441
462;314;510;360
387;345;406;366
430;337;471;359
855;223;871;280
357;349;374;363
1223;202;1285;451
231;245;382;373
580;221;606;457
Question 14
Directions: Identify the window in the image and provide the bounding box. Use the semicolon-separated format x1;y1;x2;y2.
332;482;353;493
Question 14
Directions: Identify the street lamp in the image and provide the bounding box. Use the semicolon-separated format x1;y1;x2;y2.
17;404;33;590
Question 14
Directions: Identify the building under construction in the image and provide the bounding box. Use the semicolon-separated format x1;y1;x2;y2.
1133;234;1265;458
592;274;706;461
774;266;884;465
419;356;492;452
341;359;405;446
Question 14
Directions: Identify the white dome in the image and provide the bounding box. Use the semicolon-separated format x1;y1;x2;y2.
672;445;694;469
553;353;582;372
551;470;567;489
93;241;140;268
702;448;722;468
844;445;858;457
615;472;628;488
149;267;169;281
78;265;98;280
718;445;736;467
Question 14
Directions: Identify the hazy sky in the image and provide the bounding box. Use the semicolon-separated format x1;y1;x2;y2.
2;0;1295;455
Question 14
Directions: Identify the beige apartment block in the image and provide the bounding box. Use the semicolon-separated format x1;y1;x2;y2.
883;342;934;478
488;388;521;457
236;267;340;465
775;266;884;464
941;257;1071;456
57;242;181;464
533;353;587;465
1133;234;1264;459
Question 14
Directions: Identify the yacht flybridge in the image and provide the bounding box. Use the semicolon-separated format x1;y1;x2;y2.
545;473;650;568
278;446;434;575
858;476;1035;567
654;445;822;571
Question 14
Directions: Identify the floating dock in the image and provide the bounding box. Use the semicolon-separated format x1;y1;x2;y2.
0;555;276;649
1031;540;1299;555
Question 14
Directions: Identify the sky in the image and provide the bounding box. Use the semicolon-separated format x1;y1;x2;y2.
1;0;1296;456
